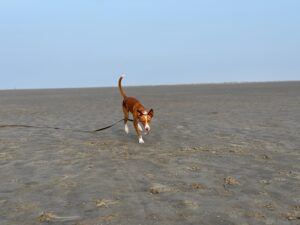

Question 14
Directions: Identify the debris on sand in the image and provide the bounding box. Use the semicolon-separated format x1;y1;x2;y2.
100;214;118;222
177;200;199;209
261;154;271;160
246;211;266;220
285;211;300;220
0;152;13;160
185;166;201;172
96;199;118;208
38;212;55;223
263;203;276;211
190;183;207;190
284;206;300;220
38;212;80;223
148;183;174;194
224;176;240;186
259;179;271;185
144;173;155;179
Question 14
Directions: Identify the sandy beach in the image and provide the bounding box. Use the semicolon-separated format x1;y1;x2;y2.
0;82;300;225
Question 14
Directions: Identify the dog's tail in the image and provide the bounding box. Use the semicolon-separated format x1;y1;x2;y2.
118;74;127;99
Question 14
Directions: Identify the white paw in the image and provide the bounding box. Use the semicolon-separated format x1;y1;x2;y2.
124;124;129;134
138;123;143;131
138;136;144;144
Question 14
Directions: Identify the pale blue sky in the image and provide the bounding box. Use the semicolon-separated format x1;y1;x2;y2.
0;0;299;89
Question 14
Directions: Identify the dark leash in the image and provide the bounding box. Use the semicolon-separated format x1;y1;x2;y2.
92;118;133;132
0;119;134;133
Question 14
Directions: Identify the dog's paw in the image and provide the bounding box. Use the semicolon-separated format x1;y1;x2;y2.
124;124;129;134
138;136;144;144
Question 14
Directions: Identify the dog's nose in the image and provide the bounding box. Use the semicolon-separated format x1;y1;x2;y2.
145;127;150;132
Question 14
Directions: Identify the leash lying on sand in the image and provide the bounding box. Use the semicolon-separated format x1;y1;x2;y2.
93;118;133;132
0;118;133;133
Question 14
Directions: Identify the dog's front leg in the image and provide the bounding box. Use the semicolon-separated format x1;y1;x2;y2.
134;119;144;144
137;123;143;132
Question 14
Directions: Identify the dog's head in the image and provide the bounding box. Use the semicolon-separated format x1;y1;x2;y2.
138;109;154;132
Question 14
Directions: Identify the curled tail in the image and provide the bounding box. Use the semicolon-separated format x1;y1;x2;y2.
118;75;127;99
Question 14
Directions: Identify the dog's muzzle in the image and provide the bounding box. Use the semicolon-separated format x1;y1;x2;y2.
145;124;150;132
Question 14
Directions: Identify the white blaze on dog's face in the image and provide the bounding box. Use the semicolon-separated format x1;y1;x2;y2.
138;109;154;132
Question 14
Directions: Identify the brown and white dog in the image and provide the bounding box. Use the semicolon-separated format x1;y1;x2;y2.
118;75;154;143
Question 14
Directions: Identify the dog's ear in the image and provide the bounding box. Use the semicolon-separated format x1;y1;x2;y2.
137;109;144;116
148;109;154;118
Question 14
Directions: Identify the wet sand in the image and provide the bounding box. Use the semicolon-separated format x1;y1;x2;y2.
0;82;300;225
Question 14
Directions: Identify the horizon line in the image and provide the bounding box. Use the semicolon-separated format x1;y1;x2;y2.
1;80;299;91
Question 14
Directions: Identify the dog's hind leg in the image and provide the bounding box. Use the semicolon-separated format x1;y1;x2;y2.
122;102;129;134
